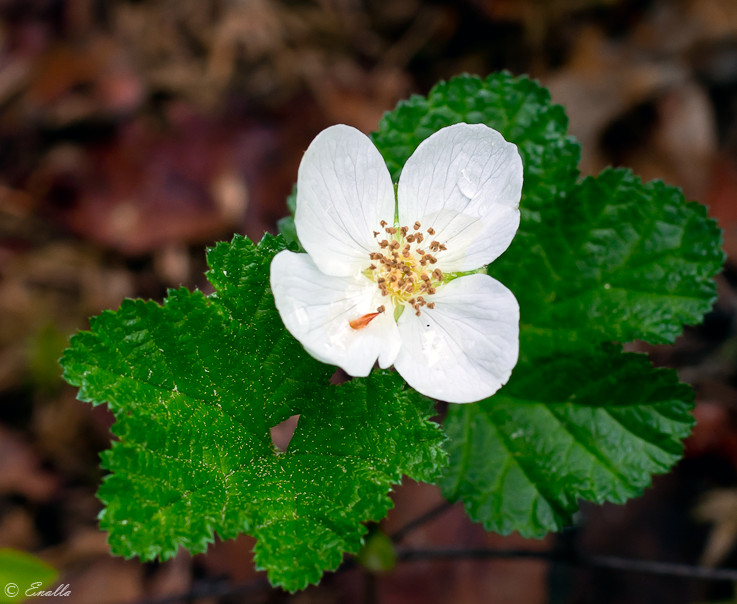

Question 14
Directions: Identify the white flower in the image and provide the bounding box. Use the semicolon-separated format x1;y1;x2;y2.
270;123;522;403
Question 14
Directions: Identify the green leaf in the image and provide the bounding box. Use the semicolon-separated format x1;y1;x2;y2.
441;348;694;536
372;73;723;537
277;184;302;250
494;168;724;352
371;72;580;211
0;549;57;604
286;183;297;215
61;234;446;592
276;215;300;250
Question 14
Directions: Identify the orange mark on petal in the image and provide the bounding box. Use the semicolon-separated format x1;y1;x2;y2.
349;312;380;330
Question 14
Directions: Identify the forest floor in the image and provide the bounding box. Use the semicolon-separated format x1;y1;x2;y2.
3;1;737;602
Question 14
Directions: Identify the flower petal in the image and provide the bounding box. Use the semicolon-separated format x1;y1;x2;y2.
397;123;522;272
393;273;519;403
296;124;396;277
270;250;401;376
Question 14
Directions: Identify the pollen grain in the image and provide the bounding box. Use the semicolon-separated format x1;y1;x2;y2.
361;220;448;318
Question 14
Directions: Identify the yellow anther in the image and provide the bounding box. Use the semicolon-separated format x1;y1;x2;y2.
359;220;452;321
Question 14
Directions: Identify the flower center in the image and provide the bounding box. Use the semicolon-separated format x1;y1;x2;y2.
361;219;447;319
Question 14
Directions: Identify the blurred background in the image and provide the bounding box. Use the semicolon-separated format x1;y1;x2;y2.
2;0;737;602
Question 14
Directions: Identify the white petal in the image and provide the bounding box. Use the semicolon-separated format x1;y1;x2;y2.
393;273;519;403
295;125;396;277
270;250;401;376
397;123;522;272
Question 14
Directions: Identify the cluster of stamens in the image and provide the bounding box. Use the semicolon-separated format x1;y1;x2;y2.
366;220;447;317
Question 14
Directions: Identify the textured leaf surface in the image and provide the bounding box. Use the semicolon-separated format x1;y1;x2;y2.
371;72;580;211
495;168;724;352
441;348;694;536
372;73;723;537
61;235;446;591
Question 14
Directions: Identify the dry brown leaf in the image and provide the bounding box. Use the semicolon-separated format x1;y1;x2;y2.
695;488;737;567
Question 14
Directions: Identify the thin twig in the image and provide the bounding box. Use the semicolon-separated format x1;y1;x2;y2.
127;546;737;603
390;501;454;543
396;547;737;583
397;547;555;563
584;553;737;582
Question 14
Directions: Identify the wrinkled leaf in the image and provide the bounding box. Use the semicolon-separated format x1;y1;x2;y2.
372;72;723;537
442;348;694;536
61;235;446;591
